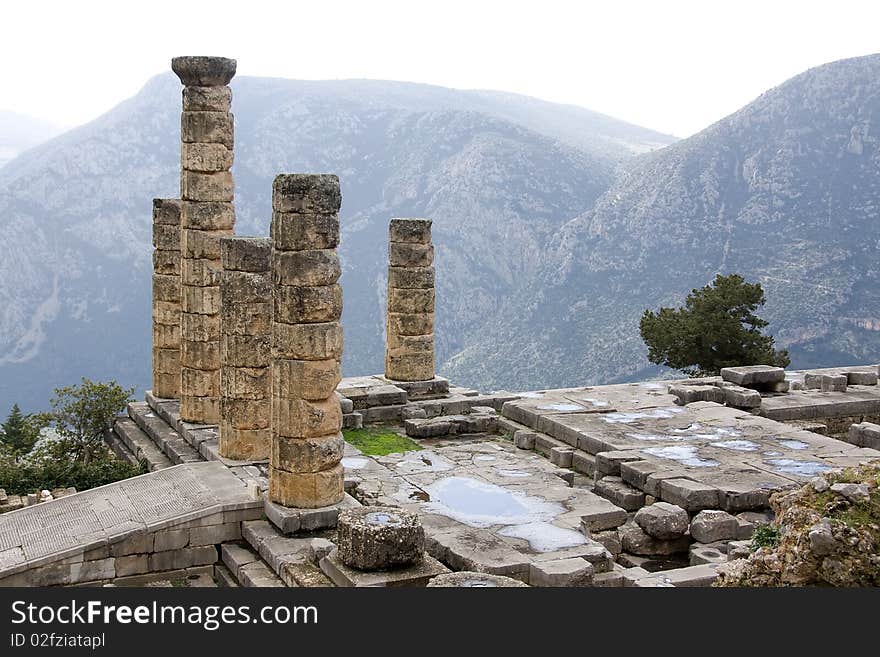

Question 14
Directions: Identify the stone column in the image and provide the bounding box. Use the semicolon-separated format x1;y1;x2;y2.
385;218;435;381
220;237;272;461
172;56;237;424
152;198;182;399
269;174;344;509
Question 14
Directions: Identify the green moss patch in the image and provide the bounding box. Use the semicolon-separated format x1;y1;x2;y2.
343;427;422;456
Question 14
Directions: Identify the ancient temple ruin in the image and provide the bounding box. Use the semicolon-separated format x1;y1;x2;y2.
1;55;878;589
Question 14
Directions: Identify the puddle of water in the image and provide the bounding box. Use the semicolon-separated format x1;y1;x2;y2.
144;413;155;418
710;439;761;452
581;398;610;407
496;469;531;478
626;432;688;442
519;392;545;398
777;439;809;450
602;408;685;424
641;383;665;390
765;458;831;477
498;522;587;552
670;423;703;433
423;476;564;528
365;511;403;527
536;403;586;412
341;457;369;470
642;445;719;467
474;455;497;462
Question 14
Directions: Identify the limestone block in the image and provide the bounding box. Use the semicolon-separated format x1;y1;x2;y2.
427;572;528;587
273;359;341;401
387;266;435;289
182;285;221;315
172;56;236;86
272;321;343;360
389;242;433;267
181;367;220;397
221;366;270;400
268;464;345;509
181;339;220;368
821;374;848;392
619;523;690;556
634;501;690;540
274;284;342;324
660;478;721;512
220;237;271;272
221;398;271;430
181;170;234;202
183;85;232;112
153;528;190;552
386;333;434;356
669;384;724;405
272;250;340;286
181;394;220;425
222;334;271;367
594;476;645;511
689;510;739;543
846;370;878;386
189;522;242;547
386;312;433;337
271;212;339;251
529;558;594;587
153;348;181;374
153;197;182;225
182;200;236;230
152;275;180;304
182;257;222;287
153;224;180;250
387;287;434;314
182;227;232;260
272;174;341;214
514;429;537;449
181;111;234;148
385;352;434;381
224;302;271;335
182;312;221;342
220;426;271;460
272;434;345;473
182;142;233;172
720;365;785;387
336;506;424;570
389;218;431;244
153;300;181;324
153;249;181;275
848;422;880;449
722;385;762;409
152;373;179;398
272;397;342;438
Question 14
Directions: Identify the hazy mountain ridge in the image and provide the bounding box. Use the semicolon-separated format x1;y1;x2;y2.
443;54;880;390
0;110;67;169
0;74;671;411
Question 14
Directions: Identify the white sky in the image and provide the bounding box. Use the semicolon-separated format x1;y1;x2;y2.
1;0;878;138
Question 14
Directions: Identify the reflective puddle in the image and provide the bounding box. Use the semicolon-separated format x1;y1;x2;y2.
777;439;809;450
498;521;587;552
642;445;719;467
537;403;585;412
341;457;369;470
710;439;761;452
602;408;685;424
765;458;831;476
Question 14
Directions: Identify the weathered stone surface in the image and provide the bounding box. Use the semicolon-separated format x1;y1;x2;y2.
274;284;342;324
529;558;593;587
269;465;345;509
427;571;528;587
273;250;341;286
181;111;234;148
273;359;341;401
387;287;434;314
389;242;433;267
272;322;343;360
172;56;237;86
181;170;234;202
690;510;739;543
336;506;424;571
829;482;870;504
846;370;878;386
821;374;848;392
660;478;721;512
387;266;434;289
619;523;690;556
220;236;271;272
272;174;341;214
182;142;233;172
720;366;785;387
271;212;339;250
181;201;235;230
634;501;689;540
272;434;345;473
272;397;342;438
848;422;880;449
723;385;762;409
514;430;537;449
593;476;645;511
385;352;434;382
669;384;725;405
389;218;432;244
183;85;232;112
386;312;434;337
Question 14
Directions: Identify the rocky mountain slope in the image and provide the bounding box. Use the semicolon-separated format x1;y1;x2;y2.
446;54;880;390
0;110;65;169
0;75;672;411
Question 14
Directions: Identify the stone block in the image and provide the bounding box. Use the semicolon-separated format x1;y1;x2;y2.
321;550;447;587
273;249;341;287
181;110;234;148
591;529;622;556
183;85;232;112
619;523;690;556
224;302;271;336
221;334;271;367
153;224;180;250
220;270;272;303
720;365;785;387
387;266;435;289
660;478;721;512
634;501;689;540
272;321;343;361
268;464;344;509
389;218;431;244
620;460;659;489
181;367;220;397
274;284;343;324
271;211;339;251
190;522;242;547
387;287;434;314
149;546;217;572
689;542;728;566
219;426;271;460
549;446;574;468
571;451;596;476
152;249;180;275
336;506;424;570
153;528;190;552
182;142;233;172
689;510;739;543
271;434;344;473
264;493;359;534
110;532;154;557
847;370;878;386
386;332;434;356
821;374;848;392
179;395;220;424
594;476;645;511
182;200;236;230
529;558;593;587
221;366;270;400
182;312;220;342
115;554;150;577
595;450;645;476
669;384;725;405
220;236;271;272
272;174;341;215
272;396;341;438
181;170;234;202
723;385;762;409
848;422;880;449
389;242;433;267
386;312;434;337
182;285;221;315
153;198;182;225
578;498;629;532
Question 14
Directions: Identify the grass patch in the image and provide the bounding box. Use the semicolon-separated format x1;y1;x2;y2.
751;525;780;551
343;427;422;457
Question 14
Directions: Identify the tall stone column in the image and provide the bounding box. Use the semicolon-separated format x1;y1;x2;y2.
152;198;182;399
220;237;272;461
172;56;237;424
269;174;344;509
385;218;435;381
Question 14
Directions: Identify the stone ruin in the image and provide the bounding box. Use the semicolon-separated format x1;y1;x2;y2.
1;55;878;589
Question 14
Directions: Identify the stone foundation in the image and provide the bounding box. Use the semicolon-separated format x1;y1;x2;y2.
151;198;182;399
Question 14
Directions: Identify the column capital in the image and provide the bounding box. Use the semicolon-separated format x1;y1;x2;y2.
172;56;237;86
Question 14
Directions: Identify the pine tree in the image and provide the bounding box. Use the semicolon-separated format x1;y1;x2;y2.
0;404;42;459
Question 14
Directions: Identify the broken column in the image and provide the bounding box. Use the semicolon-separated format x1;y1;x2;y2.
219;237;272;460
269;174;344;509
151;198;182;399
385;218;436;382
172;56;237;424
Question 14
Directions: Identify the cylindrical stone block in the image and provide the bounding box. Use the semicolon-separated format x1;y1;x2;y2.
151;198;182;399
270;174;345;509
385;218;436;382
173;56;237;424
336;506;425;571
219;237;271;461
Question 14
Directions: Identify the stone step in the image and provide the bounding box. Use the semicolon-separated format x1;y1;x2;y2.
103;427;139;466
220;542;284;587
213;562;239;587
111;418;172;471
241;520;335;587
128;401;202;465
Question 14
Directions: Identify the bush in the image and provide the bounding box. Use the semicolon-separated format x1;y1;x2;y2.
0;458;148;496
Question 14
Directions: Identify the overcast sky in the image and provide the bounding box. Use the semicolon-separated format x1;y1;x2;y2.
1;0;878;138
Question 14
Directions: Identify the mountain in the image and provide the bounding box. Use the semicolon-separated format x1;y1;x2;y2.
0;74;674;412
0;110;66;169
444;54;880;390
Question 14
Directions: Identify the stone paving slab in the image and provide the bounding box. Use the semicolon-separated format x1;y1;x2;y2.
0;462;259;580
759;388;880;421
